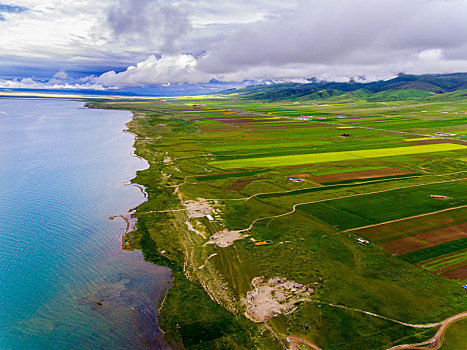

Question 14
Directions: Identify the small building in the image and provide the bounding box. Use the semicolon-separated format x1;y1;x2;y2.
206;214;214;221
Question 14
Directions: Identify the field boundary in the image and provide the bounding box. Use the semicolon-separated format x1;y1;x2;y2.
346;204;467;233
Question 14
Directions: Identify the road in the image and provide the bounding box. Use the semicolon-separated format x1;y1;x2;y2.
287;311;467;350
386;312;467;350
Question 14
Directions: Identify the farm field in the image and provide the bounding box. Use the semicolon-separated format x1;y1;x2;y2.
352;207;467;281
210;143;467;169
88;95;467;349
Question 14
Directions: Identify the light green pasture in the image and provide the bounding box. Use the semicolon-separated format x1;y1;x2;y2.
210;143;467;169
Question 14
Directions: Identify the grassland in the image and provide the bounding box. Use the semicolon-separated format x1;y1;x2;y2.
439;318;467;350
87;94;467;349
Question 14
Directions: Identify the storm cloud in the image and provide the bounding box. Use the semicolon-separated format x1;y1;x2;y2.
197;0;467;78
107;0;191;52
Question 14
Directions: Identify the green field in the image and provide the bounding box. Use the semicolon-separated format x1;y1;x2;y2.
297;181;467;231
400;238;467;264
210;143;467;169
420;250;467;273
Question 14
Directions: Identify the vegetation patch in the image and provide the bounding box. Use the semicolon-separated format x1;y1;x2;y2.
299;181;467;231
440;264;467;280
210;144;467;169
354;207;467;243
309;167;415;184
399;237;467;263
228;178;264;191
195;169;268;182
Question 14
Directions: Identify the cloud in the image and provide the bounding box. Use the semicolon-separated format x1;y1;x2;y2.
94;54;210;86
0;3;27;21
196;0;467;80
52;69;68;80
107;0;191;52
3;0;467;87
0;77;106;90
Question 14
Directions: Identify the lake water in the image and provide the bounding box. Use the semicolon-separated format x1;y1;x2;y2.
0;98;172;349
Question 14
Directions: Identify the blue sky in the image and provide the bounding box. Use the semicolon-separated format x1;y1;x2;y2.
2;0;467;94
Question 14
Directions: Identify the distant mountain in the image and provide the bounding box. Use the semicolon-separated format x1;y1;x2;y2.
222;73;467;102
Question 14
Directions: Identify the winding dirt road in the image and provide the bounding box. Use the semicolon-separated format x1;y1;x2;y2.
289;336;323;350
287;311;467;350
386;312;467;350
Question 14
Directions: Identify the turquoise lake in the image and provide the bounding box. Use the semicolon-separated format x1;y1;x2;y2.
0;98;172;349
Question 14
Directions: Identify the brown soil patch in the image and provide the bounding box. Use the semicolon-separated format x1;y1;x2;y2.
440;264;467;280
310;168;413;183
227;178;263;191
184;199;213;218
415;222;467;244
206;229;248;247
244;276;314;322
199;126;237;132
185;221;206;239
420;250;467;268
355;207;467;242
163;155;172;164
246;125;315;130
405;139;466;145
203;115;256;119
381;237;433;255
221;118;277;124
288;173;314;179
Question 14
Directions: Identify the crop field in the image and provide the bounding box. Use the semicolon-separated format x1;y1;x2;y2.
353;207;467;242
351;205;467;281
210;143;466;169
307;167;415;183
420;250;467;274
89;95;467;349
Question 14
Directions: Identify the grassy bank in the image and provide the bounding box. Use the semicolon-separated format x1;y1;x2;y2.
87;97;467;349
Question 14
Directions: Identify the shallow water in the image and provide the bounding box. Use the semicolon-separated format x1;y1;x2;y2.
0;98;172;349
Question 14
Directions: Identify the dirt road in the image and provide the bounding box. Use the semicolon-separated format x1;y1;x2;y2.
287;312;467;350
240;178;467;231
289;336;323;350
386;312;467;350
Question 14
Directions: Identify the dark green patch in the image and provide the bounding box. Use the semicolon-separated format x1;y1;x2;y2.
400;238;467;264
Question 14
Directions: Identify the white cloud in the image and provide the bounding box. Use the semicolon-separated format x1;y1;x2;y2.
94;54;210;86
52;69;68;80
0;77;105;90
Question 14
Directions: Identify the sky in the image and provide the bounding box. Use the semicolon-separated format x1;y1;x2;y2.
1;0;467;94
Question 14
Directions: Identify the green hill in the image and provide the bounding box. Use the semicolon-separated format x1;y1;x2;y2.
223;73;467;102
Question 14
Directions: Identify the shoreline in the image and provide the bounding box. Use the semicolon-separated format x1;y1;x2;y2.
91;104;174;349
121;113;175;349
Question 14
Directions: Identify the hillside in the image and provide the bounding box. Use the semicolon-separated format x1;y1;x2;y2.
225;72;467;102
